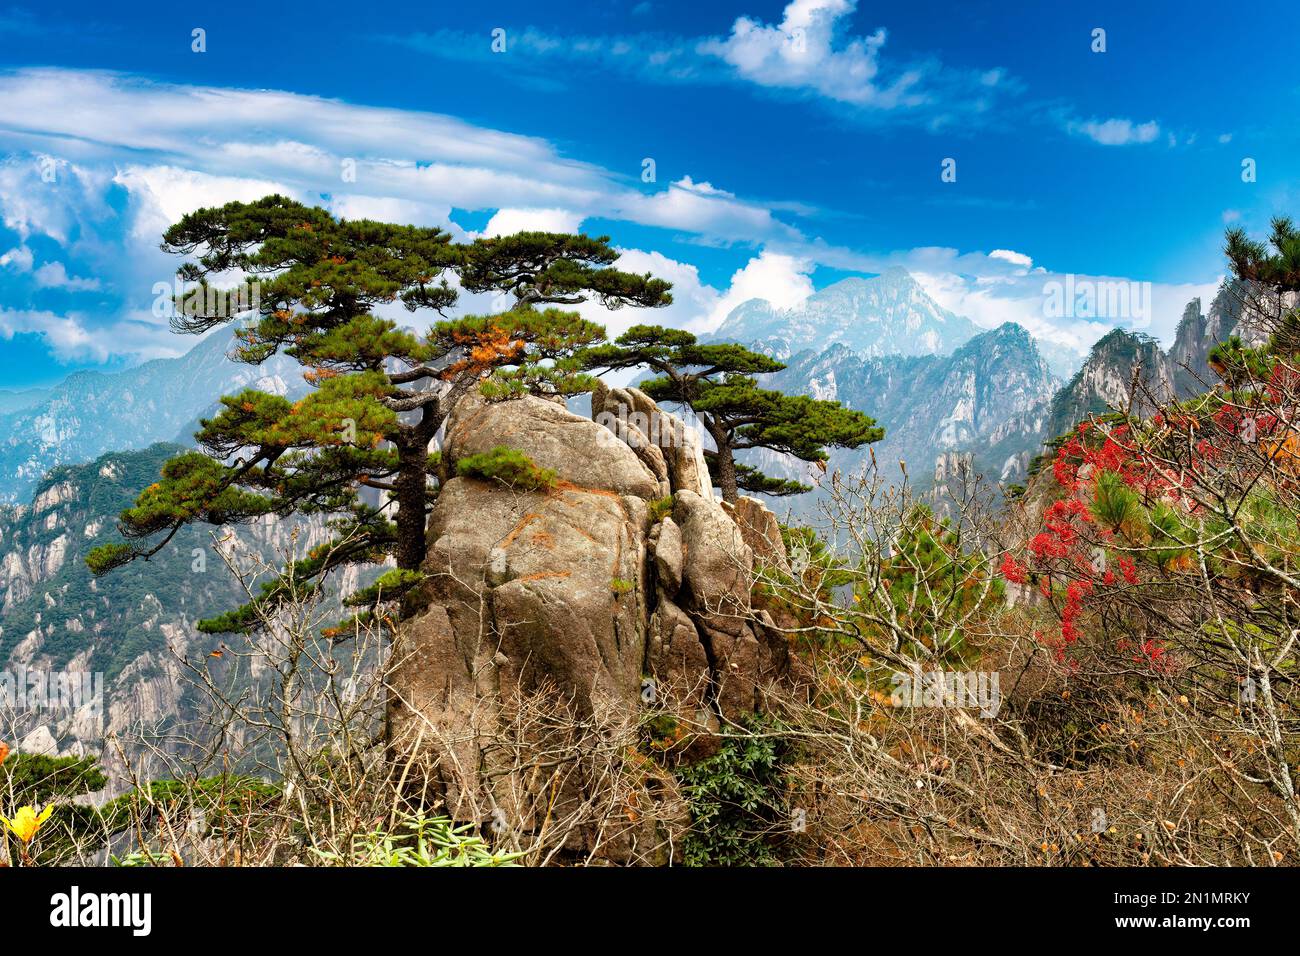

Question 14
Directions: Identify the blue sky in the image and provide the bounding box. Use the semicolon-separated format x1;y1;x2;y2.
1;0;1298;387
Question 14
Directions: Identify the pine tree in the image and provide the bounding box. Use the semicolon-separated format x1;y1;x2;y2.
1225;216;1300;357
581;325;883;503
87;196;671;633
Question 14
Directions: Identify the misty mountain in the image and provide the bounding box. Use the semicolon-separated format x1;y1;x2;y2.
0;387;52;416
0;331;305;505
754;322;1058;500
707;267;981;360
0;442;366;781
708;272;1247;510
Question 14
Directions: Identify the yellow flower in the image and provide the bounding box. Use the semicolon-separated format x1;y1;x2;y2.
1;805;55;844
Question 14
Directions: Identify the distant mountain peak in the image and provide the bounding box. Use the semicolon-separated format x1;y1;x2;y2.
758;320;1058;503
708;267;979;361
870;264;921;287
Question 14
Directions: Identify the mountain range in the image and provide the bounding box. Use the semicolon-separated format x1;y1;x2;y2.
707;266;981;360
0;269;1245;776
712;271;1247;508
0;331;303;505
764;321;1057;490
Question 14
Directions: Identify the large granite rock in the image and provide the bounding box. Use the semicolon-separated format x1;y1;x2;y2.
388;389;791;858
591;382;713;500
723;495;791;574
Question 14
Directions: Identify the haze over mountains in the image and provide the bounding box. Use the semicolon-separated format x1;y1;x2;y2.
0;266;1246;771
764;321;1057;491
707;267;981;360
0;332;303;505
0;388;51;416
709;269;1246;505
0;267;1243;512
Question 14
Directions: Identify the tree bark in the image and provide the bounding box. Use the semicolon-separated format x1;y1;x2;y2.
393;440;428;571
706;419;739;504
393;400;440;571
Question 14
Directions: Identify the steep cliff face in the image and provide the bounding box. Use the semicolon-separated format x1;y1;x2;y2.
388;388;790;850
1036;290;1246;449
0;444;345;789
1168;284;1244;398
1040;329;1174;444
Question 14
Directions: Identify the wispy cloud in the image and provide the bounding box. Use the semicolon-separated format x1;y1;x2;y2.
1064;115;1162;147
699;0;915;108
33;260;101;291
0;68;808;248
386;0;1020;128
0;66;1206;371
0;68;818;361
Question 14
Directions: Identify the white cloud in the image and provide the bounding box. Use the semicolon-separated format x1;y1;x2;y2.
0;66;1210;378
112;165;294;242
568;248;814;341
988;248;1032;269
0;154;113;243
33;260;101;291
0;244;32;271
0;70;817;366
395;8;1015;127
482;207;584;238
0;69;805;253
672;175;736;198
699;0;920;108
1065;116;1161;147
0;308;177;363
860;245;1222;354
698;251;815;332
625;179;800;243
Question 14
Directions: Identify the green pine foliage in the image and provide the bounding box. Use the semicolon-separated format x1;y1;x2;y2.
581;325;883;503
857;506;1001;664
1;752;107;805
87;197;671;635
647;494;675;523
2;751;276;864
1089;468;1141;533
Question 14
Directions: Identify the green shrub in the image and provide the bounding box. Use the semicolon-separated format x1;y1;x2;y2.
456;446;556;491
648;494;675;523
1;752;106;805
676;719;791;867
